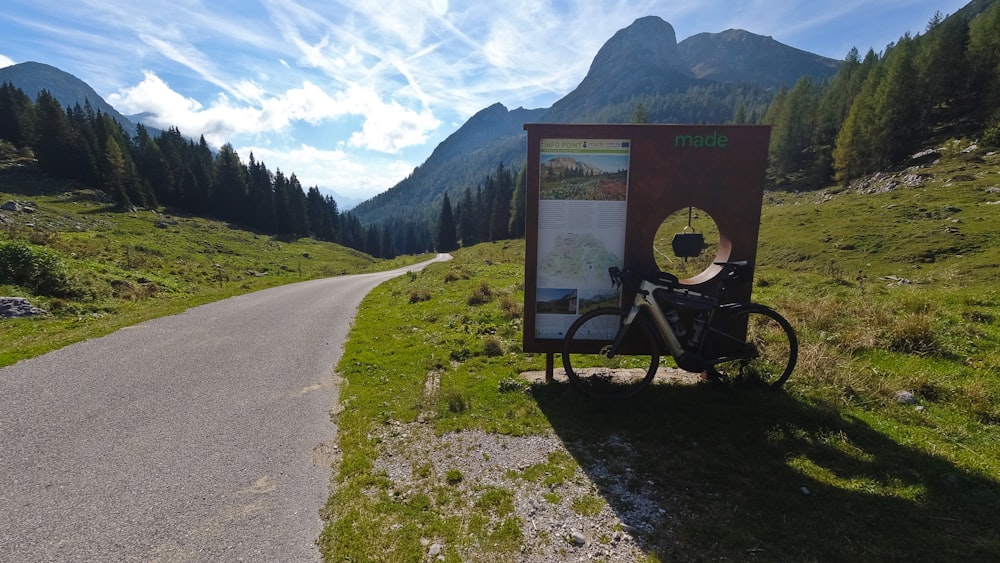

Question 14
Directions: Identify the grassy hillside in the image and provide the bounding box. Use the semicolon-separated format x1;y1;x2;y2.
323;140;999;561
0;170;426;367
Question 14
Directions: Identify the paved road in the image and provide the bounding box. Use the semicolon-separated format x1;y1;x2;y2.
0;254;450;562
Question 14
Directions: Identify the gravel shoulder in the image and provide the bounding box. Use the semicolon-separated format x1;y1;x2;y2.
357;368;703;561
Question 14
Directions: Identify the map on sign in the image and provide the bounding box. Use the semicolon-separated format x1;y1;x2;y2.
533;139;630;339
537;232;619;288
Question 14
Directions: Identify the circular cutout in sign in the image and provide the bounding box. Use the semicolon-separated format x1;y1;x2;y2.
652;206;726;283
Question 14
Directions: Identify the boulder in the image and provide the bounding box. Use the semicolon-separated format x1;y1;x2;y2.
0;297;47;318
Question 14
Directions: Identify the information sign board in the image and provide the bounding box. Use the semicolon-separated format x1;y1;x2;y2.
523;123;771;354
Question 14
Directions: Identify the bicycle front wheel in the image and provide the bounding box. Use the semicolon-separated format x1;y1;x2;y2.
562;307;660;398
704;304;797;388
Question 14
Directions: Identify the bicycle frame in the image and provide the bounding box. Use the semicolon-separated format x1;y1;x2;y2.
624;279;686;356
615;277;715;373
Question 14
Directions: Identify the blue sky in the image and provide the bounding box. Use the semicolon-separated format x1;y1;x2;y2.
0;0;969;205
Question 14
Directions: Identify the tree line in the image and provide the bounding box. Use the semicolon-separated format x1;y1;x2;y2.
435;162;524;252
0;83;431;258
762;5;1000;188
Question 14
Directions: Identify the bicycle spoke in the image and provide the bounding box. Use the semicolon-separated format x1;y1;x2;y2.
704;305;797;388
562;308;659;398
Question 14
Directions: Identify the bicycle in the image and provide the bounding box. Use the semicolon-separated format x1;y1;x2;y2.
561;262;798;397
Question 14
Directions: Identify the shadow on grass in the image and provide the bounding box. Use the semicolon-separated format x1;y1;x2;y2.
530;381;1000;562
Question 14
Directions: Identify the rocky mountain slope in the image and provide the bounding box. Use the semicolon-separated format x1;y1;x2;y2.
352;16;840;225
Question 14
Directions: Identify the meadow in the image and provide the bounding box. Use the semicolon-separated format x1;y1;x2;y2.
0;171;425;366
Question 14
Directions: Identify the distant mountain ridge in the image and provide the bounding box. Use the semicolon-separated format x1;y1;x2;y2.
542;157;606;176
351;103;546;220
0;61;140;135
678;28;842;85
353;16;841;225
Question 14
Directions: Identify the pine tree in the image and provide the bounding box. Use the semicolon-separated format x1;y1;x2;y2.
457;188;477;246
305;186;326;239
0;83;35;147
508;167;526;238
732;103;748;124
133;124;175;205
212;144;249;222
365;224;381;257
918;11;969;111
380;226;396;259
968;1;1000;116
833;59;886;183
94;112;151;207
324;195;340;242
871;35;922;168
436;192;459;252
246;154;276;232
102;135;131;208
67;102;100;186
768;76;818;179
488;162;513;241
187;136;214;215
404;222;418;255
630;101;649;123
812;48;864;184
33;90;79;180
286;174;310;237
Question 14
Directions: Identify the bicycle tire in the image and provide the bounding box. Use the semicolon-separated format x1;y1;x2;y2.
703;304;797;388
562;307;660;398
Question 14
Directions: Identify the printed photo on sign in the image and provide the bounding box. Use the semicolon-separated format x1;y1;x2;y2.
534;139;630;339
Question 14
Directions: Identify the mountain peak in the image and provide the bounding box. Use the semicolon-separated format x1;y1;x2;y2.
589;15;680;72
0;61;138;134
677;29;841;87
546;15;694;121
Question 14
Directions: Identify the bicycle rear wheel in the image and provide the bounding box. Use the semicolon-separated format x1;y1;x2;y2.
562;307;660;398
704;304;797;388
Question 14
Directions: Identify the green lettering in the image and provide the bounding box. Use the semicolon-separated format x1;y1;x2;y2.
673;132;729;149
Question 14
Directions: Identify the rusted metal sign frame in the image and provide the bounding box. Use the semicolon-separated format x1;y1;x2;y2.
523;123;771;357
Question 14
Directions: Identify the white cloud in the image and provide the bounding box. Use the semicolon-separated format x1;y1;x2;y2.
108;72;204;115
108;71;439;154
237;143;415;200
0;54;15;68
349;99;440;154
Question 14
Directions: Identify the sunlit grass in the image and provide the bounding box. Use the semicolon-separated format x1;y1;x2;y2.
0;176;425;367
